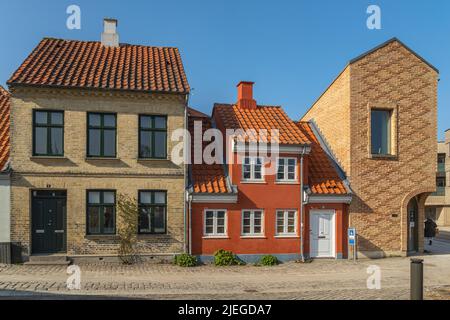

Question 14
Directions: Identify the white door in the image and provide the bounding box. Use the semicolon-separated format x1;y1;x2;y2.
310;210;335;258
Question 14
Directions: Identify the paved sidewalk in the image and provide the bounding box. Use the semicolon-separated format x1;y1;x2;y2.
1;252;450;300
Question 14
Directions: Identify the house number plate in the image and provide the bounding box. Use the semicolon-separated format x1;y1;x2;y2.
36;230;45;234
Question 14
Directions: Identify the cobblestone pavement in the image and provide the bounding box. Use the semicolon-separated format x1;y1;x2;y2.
1;252;450;300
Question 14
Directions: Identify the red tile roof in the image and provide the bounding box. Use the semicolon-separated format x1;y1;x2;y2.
189;109;229;194
7;38;190;94
0;86;10;172
213;103;310;145
297;122;348;195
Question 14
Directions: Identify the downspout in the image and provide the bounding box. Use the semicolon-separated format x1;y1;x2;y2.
188;194;193;254
183;93;190;254
300;150;305;262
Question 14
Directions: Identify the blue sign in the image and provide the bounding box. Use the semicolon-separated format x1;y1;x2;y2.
349;238;355;246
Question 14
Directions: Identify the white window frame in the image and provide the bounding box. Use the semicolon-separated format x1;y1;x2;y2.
203;209;227;237
242;156;265;181
241;209;264;236
275;210;298;236
276;157;297;182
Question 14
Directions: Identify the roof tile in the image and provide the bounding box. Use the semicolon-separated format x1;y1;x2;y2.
8;38;190;94
0;86;10;172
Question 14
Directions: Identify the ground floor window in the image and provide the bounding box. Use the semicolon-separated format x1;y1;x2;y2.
138;190;167;234
276;210;297;236
87;190;116;235
242;210;264;236
204;210;227;236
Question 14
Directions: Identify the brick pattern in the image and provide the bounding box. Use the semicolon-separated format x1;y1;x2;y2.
302;40;438;256
9;87;187;259
8;38;190;94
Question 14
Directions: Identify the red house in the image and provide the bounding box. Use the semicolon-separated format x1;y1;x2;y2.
187;82;352;262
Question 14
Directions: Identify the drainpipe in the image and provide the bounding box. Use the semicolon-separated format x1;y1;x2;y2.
300;151;305;262
188;194;193;254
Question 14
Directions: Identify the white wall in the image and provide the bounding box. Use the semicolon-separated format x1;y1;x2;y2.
0;175;10;242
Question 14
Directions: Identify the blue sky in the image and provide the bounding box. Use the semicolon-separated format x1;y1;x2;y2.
0;0;448;139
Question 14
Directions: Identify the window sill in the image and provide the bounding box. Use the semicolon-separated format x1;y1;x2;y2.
275;181;299;185
241;180;267;184
137;158;170;162
274;235;299;239
31;156;67;160
85;157;121;161
85;234;118;240
202;236;229;239
370;154;397;160
138;233;168;238
240;235;267;239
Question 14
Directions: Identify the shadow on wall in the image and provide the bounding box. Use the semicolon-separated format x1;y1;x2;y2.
356;234;386;256
350;194;375;214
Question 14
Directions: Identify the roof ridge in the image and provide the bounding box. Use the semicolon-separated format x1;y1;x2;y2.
42;37;182;50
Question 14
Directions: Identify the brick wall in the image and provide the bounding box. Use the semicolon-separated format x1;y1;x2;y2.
9;87;187;260
302;40;438;257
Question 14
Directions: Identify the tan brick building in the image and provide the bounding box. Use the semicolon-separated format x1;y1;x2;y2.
7;20;190;262
425;130;450;226
301;38;439;258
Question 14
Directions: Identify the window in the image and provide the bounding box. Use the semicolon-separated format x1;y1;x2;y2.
242;210;264;236
277;158;297;181
438;154;446;164
87;190;116;235
371;109;392;155
276;210;297;236
437;177;446;188
87;113;116;157
138;191;167;234
204;210;227;236
242;157;264;181
33;110;64;156
139;115;167;159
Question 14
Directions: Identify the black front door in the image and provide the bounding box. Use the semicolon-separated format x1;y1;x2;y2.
31;190;67;254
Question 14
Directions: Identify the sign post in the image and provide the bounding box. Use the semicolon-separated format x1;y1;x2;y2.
348;228;357;261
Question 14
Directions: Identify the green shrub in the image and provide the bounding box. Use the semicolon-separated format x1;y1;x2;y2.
213;249;244;266
259;255;279;266
174;253;198;267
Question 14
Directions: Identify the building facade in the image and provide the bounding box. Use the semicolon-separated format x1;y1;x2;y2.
7;20;190;262
301;38;439;258
426;129;450;226
187;82;352;263
0;86;11;264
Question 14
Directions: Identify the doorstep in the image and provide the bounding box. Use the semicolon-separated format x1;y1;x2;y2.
25;254;70;266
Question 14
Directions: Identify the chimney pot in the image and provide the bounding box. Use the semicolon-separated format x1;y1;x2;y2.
236;81;257;109
101;18;119;47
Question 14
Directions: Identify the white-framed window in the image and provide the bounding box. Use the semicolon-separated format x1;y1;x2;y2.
242;210;264;236
276;210;297;235
277;158;297;181
242;156;264;181
204;209;227;236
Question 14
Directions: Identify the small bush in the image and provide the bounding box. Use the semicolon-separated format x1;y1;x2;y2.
214;249;244;266
259;255;278;266
174;253;198;267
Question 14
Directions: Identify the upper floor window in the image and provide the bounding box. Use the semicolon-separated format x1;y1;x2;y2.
33;110;64;156
437;177;446;188
87;113;116;158
87;190;116;235
277;158;297;181
139;115;167;159
138;190;167;234
371;109;392;155
242;157;264;181
242;210;264;236
204;210;227;237
438;154;446;164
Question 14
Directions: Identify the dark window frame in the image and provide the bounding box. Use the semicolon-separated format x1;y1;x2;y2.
138;115;168;159
32;110;64;157
371;109;392;156
138;190;167;235
87;112;117;158
86;190;116;235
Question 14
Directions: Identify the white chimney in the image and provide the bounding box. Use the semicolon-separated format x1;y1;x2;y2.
101;18;119;47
